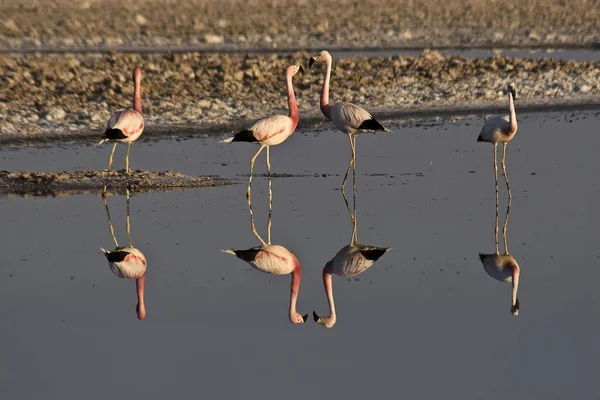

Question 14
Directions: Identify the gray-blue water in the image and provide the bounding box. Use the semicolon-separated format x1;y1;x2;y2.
1;111;599;399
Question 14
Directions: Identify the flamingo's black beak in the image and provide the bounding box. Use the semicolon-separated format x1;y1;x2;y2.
298;65;305;74
312;311;320;322
309;56;317;69
302;313;308;323
512;298;520;316
510;87;517;100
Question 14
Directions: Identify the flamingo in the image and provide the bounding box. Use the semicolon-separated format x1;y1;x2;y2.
478;253;520;316
221;186;307;325
309;50;388;194
221;245;307;324
478;183;520;316
100;190;147;320
99;67;145;186
220;64;304;210
313;172;391;328
477;82;518;223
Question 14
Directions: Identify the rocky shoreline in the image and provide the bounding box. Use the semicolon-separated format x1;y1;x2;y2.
1;50;599;140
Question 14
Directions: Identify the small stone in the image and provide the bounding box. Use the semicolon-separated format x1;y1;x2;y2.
234;71;244;81
135;14;148;26
3;19;19;33
203;34;224;44
42;107;67;121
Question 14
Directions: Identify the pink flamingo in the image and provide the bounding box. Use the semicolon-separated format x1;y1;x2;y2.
477;82;518;204
99;67;145;180
478;253;520;316
220;64;304;205
309;50;388;192
313;191;391;328
100;190;147;320
313;244;391;328
221;245;308;324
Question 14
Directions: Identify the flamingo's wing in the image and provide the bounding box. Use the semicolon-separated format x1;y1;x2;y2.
332;102;372;129
254;245;296;275
478;116;510;141
230;244;296;275
248;115;293;142
106;109;145;137
332;244;390;277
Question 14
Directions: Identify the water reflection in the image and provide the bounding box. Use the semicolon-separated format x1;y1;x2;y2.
221;176;307;325
100;190;148;320
313;173;391;328
478;192;520;316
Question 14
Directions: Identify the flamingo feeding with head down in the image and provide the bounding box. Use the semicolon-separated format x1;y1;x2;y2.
221;192;307;325
100;190;147;320
99;67;145;184
313;174;391;328
478;183;520;316
309;50;388;193
477;82;518;205
221;64;304;209
221;245;307;324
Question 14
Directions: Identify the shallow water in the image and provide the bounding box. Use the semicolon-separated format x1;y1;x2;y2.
1;111;599;399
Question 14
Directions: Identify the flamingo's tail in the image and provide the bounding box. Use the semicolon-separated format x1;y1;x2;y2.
220;137;234;144
221;249;237;256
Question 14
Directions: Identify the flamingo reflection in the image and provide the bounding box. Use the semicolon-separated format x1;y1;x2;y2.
478;187;520;316
313;168;391;328
221;177;307;324
100;190;147;320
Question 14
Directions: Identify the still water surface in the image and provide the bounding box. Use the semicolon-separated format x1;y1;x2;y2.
1;112;599;399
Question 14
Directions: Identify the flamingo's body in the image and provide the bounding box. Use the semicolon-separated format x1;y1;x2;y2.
101;246;147;320
314;243;391;328
478;252;520;315
99;67;145;180
309;50;388;191
222;244;307;324
221;65;304;203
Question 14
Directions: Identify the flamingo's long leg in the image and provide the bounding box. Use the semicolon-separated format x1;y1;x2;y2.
126;189;132;247
125;142;132;174
341;134;354;195
247;145;266;205
494;143;499;254
266;146;272;220
103;195;119;248
103;142;118;194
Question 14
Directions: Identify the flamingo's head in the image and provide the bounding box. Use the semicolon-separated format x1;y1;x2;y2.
133;66;143;85
309;50;332;68
286;64;304;78
511;298;520;316
313;310;336;328
290;311;308;324
507;82;517;100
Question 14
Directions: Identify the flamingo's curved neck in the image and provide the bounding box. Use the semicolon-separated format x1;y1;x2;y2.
508;92;516;132
289;265;301;320
320;55;332;119
511;269;519;306
286;72;299;128
133;77;142;114
136;274;146;320
323;263;337;322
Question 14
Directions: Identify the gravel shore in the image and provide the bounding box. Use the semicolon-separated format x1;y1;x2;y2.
0;169;231;197
1;51;599;140
2;0;599;51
